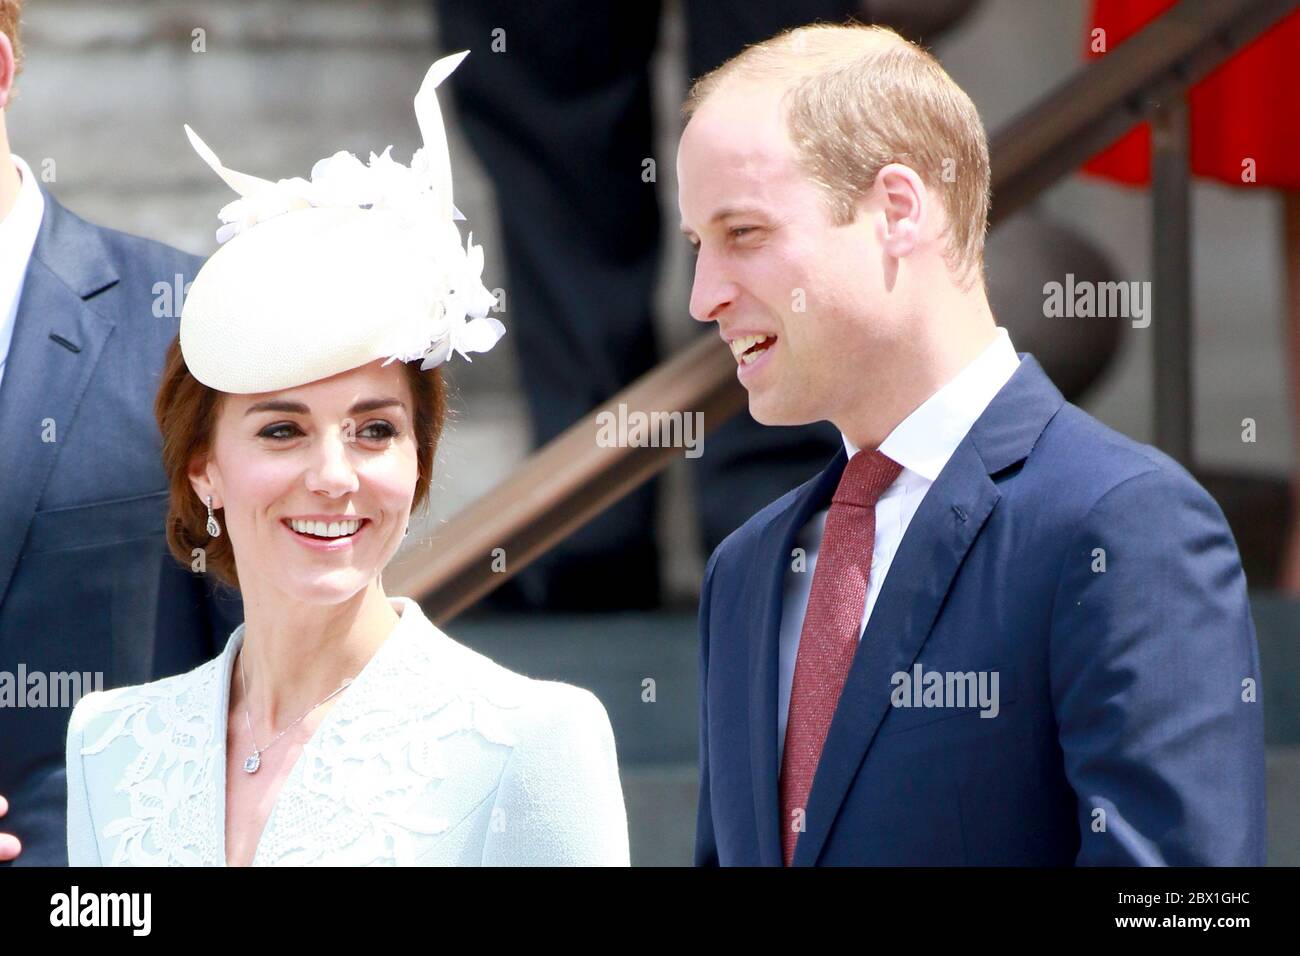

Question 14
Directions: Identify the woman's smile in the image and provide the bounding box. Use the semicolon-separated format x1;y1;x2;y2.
281;516;372;552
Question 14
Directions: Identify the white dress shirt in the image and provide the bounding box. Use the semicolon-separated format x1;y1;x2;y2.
0;154;47;396
776;327;1022;767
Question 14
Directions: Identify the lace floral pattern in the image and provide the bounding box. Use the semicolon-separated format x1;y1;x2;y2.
71;598;538;866
81;665;224;866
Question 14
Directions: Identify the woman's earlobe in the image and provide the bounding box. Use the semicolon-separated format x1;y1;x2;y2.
188;480;210;507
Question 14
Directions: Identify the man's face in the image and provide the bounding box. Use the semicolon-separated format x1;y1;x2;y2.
677;80;898;428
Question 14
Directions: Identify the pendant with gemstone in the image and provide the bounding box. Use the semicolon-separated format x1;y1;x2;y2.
243;750;261;774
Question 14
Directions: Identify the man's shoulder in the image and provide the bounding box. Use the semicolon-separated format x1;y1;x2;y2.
36;194;204;296
99;223;203;276
995;399;1237;566
1033;400;1213;512
68;205;203;277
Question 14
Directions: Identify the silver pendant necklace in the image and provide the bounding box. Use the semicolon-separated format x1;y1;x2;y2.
238;646;355;774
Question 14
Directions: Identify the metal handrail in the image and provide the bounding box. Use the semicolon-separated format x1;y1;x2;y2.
387;0;1298;622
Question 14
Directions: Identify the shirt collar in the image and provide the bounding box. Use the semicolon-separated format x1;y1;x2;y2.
842;326;1021;482
1;154;47;298
0;155;46;375
1;154;47;260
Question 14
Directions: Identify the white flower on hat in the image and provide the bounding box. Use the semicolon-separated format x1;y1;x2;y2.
182;50;504;370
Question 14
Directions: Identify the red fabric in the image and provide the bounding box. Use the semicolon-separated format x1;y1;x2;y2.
779;449;902;867
1084;0;1300;189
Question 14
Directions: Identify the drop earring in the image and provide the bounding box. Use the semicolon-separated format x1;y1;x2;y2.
205;495;222;538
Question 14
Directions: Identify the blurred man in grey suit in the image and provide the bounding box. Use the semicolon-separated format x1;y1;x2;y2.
0;1;241;865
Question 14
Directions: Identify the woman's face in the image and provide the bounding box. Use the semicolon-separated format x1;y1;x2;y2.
191;359;419;605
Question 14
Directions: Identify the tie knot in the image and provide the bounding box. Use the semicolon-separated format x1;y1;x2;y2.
833;450;902;508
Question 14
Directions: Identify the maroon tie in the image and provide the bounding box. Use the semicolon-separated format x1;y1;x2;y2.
779;449;902;866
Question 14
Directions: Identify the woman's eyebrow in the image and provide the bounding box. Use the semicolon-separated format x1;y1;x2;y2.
244;398;407;416
245;399;308;416
348;398;407;416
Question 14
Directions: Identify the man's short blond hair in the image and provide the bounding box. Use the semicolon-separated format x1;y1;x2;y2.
684;23;990;286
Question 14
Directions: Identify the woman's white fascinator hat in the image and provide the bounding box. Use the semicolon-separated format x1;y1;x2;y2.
178;51;504;394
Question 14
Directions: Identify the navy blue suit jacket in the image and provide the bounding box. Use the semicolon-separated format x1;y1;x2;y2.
696;355;1266;866
0;193;242;866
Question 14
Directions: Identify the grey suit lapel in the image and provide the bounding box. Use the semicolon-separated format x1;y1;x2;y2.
0;194;119;608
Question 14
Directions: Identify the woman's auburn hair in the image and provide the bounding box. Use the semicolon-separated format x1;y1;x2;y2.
154;336;446;590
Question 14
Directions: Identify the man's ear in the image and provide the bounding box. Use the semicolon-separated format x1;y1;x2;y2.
0;31;16;109
875;162;926;260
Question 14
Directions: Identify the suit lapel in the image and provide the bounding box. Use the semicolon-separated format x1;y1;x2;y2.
747;446;847;867
0;194;119;609
788;355;1066;866
792;440;999;865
